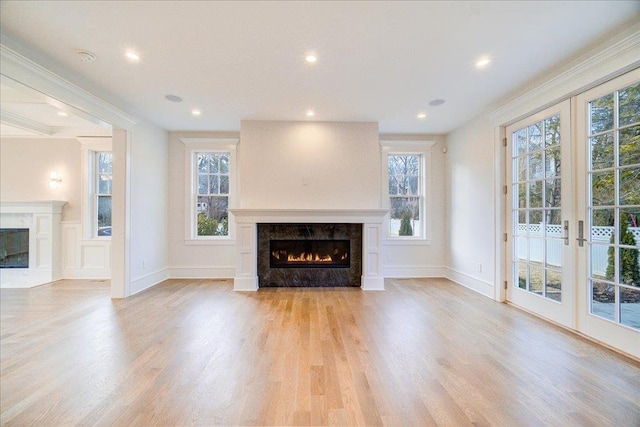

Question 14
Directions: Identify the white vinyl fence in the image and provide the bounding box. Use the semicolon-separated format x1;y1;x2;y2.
517;225;640;276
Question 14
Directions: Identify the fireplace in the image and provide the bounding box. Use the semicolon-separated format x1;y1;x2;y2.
258;223;362;287
0;228;29;268
231;208;387;291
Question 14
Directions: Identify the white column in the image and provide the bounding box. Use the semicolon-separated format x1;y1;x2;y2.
362;222;385;290
234;222;258;291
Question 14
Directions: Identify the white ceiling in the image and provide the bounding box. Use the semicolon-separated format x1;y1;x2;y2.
0;1;638;134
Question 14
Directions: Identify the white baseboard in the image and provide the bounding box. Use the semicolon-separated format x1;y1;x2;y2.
383;265;445;278
62;267;110;280
130;268;168;296
167;266;235;279
445;267;495;298
361;276;385;290
233;276;259;291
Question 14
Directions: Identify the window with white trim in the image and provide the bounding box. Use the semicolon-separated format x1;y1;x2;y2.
388;154;423;237
181;137;238;242
95;151;113;237
79;138;113;239
380;140;435;240
195;152;229;236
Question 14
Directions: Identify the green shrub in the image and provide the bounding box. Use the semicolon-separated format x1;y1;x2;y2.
197;215;228;236
399;213;413;236
606;214;640;286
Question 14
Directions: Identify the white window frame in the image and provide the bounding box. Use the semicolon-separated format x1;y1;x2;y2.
380;140;436;243
79;138;113;239
181;137;238;245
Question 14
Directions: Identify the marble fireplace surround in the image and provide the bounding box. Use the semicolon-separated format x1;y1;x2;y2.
230;209;387;291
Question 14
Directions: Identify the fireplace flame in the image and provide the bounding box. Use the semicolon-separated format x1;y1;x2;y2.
271;250;348;263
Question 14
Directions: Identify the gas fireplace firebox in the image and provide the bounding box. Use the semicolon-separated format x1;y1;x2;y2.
270;239;350;268
258;223;362;287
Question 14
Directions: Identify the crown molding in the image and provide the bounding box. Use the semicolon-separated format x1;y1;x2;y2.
379;139;437;151
0;109;53;136
179;137;239;146
489;24;640;127
0;44;139;130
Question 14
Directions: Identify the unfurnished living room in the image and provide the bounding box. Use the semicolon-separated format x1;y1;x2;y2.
0;1;639;426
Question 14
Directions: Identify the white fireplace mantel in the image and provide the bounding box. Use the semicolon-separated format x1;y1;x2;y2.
230;208;388;291
0;200;67;288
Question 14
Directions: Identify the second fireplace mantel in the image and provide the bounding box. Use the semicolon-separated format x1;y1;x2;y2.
230;208;387;291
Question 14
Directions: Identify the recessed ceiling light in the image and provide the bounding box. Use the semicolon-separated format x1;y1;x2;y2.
191;109;201;117
417;112;427;119
57;111;68;117
475;57;491;69
306;110;315;117
428;99;446;107
305;54;317;63
165;94;183;103
125;51;140;62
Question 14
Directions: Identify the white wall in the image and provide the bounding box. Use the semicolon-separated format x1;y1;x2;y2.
167;123;448;280
0;137;115;280
0;137;81;221
167;131;238;278
380;134;447;278
240;121;381;209
167;122;383;279
444;21;640;300
444;118;497;297
128;121;169;294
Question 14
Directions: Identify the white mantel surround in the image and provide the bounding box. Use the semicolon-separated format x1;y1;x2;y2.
230;209;388;291
0;200;66;288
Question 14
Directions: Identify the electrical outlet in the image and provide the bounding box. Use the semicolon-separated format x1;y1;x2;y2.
477;263;482;273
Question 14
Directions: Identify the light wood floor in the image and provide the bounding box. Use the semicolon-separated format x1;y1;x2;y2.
1;278;639;426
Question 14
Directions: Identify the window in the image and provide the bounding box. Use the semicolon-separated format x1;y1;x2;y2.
195;152;229;236
388;154;423;237
380;140;435;240
95;152;113;237
181;137;238;242
79;138;113;239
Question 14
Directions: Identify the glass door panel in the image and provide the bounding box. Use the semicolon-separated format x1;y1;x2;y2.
506;100;574;327
576;69;640;357
587;81;640;329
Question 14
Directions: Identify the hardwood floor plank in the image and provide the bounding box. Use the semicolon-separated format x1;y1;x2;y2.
1;278;639;426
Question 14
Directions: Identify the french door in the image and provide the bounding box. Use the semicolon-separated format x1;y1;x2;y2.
506;69;640;357
506;100;574;328
575;70;640;356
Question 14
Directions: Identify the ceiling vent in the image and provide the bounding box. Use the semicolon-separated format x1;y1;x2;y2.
77;50;97;63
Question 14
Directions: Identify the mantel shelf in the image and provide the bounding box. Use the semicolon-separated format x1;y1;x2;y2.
230;208;388;224
0;200;67;214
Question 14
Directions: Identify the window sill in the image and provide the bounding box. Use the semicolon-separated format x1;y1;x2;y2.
184;238;236;246
383;238;432;246
81;237;111;243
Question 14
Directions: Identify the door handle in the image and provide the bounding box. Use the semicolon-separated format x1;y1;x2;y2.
563;220;569;245
576;220;587;247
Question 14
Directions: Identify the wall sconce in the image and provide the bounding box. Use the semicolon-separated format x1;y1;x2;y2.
48;172;62;189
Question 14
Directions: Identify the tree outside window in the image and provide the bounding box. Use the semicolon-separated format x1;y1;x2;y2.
388;154;422;237
196;152;229;236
